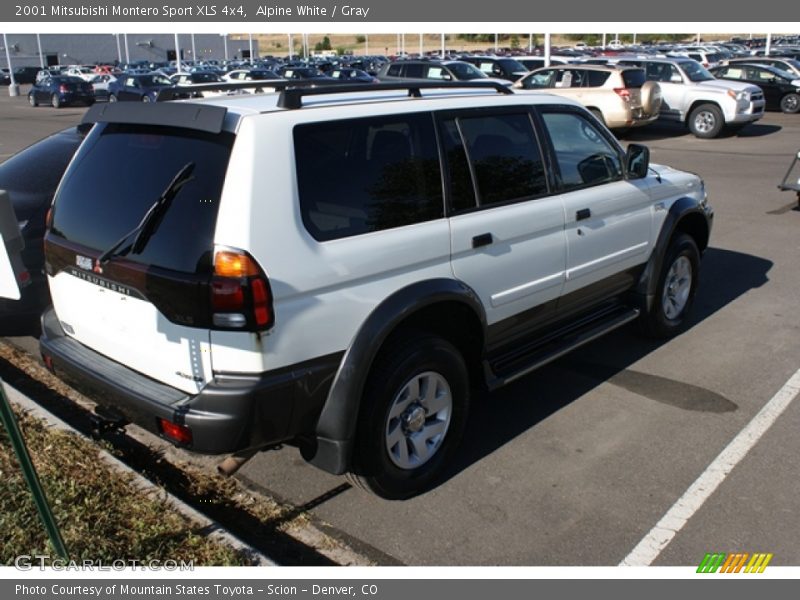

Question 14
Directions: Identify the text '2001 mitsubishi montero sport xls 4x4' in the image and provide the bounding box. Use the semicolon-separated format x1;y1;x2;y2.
40;81;713;499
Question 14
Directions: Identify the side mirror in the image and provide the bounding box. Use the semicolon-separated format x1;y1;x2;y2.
626;144;650;179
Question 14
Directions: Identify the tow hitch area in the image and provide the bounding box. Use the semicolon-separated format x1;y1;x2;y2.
89;407;128;440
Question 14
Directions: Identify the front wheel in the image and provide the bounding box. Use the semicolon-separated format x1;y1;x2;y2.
639;233;701;338
108;94;118;103
51;94;61;109
346;332;470;499
688;103;723;138
28;93;38;107
780;93;800;114
141;94;152;103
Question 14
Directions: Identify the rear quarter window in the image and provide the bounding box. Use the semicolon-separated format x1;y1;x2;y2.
294;113;443;242
621;69;646;88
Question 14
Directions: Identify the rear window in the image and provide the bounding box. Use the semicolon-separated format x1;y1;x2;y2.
294;113;443;242
621;69;646;88
51;123;233;274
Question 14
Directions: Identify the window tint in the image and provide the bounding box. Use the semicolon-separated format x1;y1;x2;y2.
440;119;476;212
295;114;443;242
620;69;646;88
52;124;233;274
541;111;623;190
456;113;547;206
586;70;612;87
404;64;424;78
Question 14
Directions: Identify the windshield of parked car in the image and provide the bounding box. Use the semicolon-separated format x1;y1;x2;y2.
680;60;715;82
446;62;488;80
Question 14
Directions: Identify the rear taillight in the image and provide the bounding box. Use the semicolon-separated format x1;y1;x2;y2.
210;247;273;331
58;84;69;93
614;87;632;100
159;419;192;445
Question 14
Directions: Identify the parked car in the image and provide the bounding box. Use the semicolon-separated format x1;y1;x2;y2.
89;74;117;101
0;125;88;334
710;63;800;113
279;67;330;80
514;65;662;131
12;66;41;84
170;71;224;86
719;57;800;79
41;82;712;499
223;68;281;82
378;60;506;84
1;69;9;86
459;56;529;81
28;75;95;108
516;57;570;71
328;68;379;83
107;73;173;102
616;58;765;137
64;66;97;82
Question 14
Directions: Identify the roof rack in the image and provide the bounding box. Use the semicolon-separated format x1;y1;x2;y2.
155;79;513;107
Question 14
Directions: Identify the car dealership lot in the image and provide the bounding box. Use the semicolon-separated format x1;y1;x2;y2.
1;89;799;566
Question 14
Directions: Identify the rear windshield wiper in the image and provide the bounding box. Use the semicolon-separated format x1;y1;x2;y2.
98;162;195;265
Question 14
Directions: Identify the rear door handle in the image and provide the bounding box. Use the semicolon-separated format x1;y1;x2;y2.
576;208;592;221
472;233;493;248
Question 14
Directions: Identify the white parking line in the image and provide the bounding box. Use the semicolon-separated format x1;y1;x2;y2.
620;368;800;566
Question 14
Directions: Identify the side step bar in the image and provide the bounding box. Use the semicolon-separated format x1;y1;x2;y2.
488;306;640;389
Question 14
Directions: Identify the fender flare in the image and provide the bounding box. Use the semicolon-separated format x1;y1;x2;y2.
634;196;711;311
303;278;487;474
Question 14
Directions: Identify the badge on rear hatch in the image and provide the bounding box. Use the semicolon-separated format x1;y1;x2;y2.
75;255;92;270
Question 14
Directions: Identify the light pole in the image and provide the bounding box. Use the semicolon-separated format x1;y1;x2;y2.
3;34;19;97
174;33;181;73
123;33;130;64
36;33;44;69
115;33;122;64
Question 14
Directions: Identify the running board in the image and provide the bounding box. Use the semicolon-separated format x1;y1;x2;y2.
487;307;640;389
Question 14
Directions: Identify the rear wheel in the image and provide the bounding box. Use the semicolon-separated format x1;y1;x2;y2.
141;95;152;103
780;93;800;114
108;94;118;103
50;94;61;109
639;233;700;338
346;332;470;499
688;103;723;138
28;93;38;107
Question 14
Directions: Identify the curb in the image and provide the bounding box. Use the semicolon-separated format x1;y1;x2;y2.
2;380;276;566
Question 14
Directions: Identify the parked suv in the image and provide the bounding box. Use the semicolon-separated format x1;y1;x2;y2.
378;60;507;84
40;82;713;499
513;65;662;132
616;58;765;138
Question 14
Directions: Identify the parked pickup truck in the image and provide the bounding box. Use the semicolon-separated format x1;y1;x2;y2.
617;58;765;138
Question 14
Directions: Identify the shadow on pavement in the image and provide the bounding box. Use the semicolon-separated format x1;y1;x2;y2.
439;247;772;489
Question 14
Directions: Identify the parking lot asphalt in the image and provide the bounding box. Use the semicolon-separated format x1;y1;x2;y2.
1;87;799;566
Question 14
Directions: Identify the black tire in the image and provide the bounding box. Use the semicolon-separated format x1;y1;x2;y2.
51;94;61;109
688;103;723;138
108;94;118;103
28;93;38;107
639;233;701;338
141;95;152;103
346;332;470;499
780;93;800;114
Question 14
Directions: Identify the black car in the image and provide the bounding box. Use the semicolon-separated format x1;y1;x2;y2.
328;68;378;83
13;66;41;84
378;60;495;82
28;76;95;108
0;125;88;334
458;56;529;81
170;71;224;86
711;63;800;113
107;73;173;102
279;67;331;80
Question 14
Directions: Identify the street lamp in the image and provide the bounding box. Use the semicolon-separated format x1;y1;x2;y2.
3;33;19;97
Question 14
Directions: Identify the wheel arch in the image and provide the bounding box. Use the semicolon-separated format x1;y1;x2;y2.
685;99;723;124
302;278;487;475
634;197;711;312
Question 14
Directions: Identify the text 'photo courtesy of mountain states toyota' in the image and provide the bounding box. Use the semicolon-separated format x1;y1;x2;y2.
37;81;712;499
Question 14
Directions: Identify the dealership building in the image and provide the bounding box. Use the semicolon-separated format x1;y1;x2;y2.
1;33;255;68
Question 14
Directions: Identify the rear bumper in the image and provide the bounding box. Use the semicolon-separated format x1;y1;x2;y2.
39;307;341;454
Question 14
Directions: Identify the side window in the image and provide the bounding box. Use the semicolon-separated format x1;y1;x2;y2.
448;112;548;207
294;114;443;242
586;70;611;87
520;69;555;89
404;64;424;78
541;111;623;190
426;66;449;80
439;119;477;212
386;64;402;77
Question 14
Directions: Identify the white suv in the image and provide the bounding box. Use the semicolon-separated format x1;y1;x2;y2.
40;81;713;499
